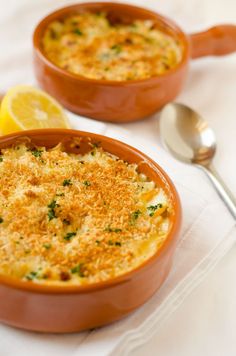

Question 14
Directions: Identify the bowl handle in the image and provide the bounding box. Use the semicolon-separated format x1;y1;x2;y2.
189;24;236;59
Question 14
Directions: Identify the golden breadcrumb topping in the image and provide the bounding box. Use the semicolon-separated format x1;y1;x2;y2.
42;11;182;81
0;143;171;285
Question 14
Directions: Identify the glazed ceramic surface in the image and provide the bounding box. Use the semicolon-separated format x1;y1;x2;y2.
0;129;181;333
33;2;236;122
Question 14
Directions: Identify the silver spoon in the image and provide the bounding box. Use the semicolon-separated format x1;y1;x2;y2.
160;103;236;220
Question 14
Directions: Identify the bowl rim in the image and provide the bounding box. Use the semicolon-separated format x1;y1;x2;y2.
0;128;181;294
33;1;190;87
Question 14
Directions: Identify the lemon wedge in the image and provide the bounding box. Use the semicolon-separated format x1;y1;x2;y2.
0;85;70;135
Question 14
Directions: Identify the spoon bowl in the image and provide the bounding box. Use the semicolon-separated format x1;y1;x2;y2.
160;103;216;165
160;102;236;220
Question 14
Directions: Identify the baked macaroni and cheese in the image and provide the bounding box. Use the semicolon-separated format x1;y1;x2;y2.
0;142;172;285
42;11;182;81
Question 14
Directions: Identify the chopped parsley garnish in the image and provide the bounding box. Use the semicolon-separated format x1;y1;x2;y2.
108;240;122;246
147;204;163;217
114;228;122;233
63;232;76;241
48;209;56;221
131;210;141;221
47;199;59;221
0;217;3;224
91;150;95;156
62;179;72;186
83;180;91;187
74;28;83;36
92;142;100;148
56;192;65;197
0;156;3;162
111;44;122;54
95;240;100;244
48;199;57;209
31;149;43;158
43;243;51;250
71;263;84;277
26;271;38;281
105;226;122;233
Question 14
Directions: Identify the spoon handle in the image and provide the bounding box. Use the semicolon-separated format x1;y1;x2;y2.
200;165;236;220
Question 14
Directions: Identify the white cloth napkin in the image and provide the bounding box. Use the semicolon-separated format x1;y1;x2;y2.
0;0;236;355
0;113;235;356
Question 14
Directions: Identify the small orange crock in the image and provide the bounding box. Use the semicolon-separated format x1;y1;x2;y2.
33;2;236;123
0;129;181;333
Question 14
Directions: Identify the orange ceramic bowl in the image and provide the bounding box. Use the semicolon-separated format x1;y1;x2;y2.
0;129;181;333
33;2;236;123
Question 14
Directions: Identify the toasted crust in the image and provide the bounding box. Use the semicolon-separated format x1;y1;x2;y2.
0;143;171;284
42;12;182;81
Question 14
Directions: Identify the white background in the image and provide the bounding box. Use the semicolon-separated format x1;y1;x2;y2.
129;1;236;354
0;1;236;355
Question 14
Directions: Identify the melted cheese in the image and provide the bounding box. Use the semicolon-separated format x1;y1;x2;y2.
42;12;182;81
0;143;172;285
